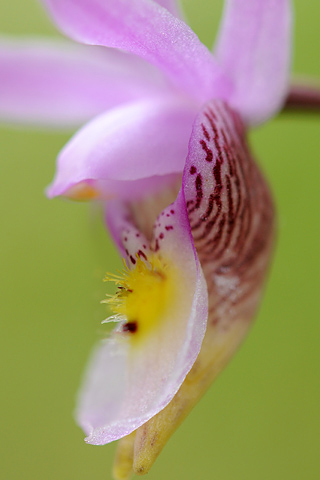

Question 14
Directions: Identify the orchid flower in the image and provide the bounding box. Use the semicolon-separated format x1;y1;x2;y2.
3;0;320;478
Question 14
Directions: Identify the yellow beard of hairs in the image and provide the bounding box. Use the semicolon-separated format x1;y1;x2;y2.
103;254;179;346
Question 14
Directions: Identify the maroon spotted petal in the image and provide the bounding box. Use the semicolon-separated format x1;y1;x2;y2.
183;99;275;328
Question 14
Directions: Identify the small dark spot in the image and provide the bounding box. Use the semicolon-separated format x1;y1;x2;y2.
200;139;213;162
213;161;222;185
159;233;164;240
136;233;140;237
194;174;203;210
130;255;136;265
190;165;197;175
201;123;210;141
125;249;129;255
170;209;175;214
123;321;138;333
143;244;147;249
138;249;147;260
165;225;173;231
124;237;128;242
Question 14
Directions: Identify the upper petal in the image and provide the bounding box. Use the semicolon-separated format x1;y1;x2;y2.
76;192;208;444
47;97;197;199
41;0;231;102
0;37;169;127
214;0;292;125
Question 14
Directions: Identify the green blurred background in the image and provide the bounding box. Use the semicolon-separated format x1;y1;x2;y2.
1;1;319;479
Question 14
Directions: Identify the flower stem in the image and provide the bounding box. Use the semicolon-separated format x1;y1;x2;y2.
283;80;320;113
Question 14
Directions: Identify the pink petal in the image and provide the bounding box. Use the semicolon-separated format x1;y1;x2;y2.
47;98;197;199
0;36;170;127
214;0;292;125
42;0;231;102
76;193;208;444
155;0;185;19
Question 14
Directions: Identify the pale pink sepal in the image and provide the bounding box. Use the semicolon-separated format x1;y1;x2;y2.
214;0;292;125
0;37;169;127
42;0;231;102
